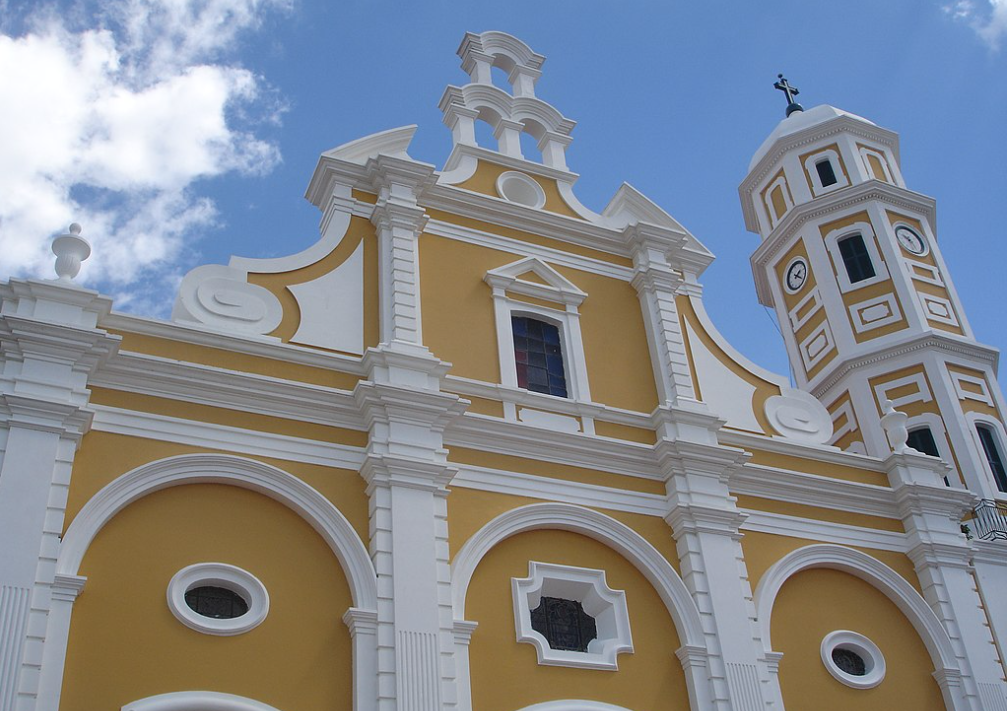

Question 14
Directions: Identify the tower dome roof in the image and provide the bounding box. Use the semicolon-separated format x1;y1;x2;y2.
748;104;875;172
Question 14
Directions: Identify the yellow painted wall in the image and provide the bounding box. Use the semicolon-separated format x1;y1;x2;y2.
454;160;586;220
419;235;659;413
66;432;370;542
465;529;691;711
60;484;354;711
249;215;380;353
772;568;944;711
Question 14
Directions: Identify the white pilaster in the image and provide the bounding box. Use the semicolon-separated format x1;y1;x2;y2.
0;279;118;711
493;119;525;159
366;156;436;349
356;348;467;711
659;415;780;711
886;451;1007;711
626;223;697;406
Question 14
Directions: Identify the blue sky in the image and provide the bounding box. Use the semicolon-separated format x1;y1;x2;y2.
2;0;1005;380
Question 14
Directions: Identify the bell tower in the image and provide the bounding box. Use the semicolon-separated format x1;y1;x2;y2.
739;78;1007;505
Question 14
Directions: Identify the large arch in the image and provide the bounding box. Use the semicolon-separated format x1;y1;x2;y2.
753;544;968;710
451;503;712;711
57;453;376;607
122;690;283;711
40;454;378;711
451;502;704;647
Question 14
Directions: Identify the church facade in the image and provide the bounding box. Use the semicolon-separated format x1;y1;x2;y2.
2;30;1007;711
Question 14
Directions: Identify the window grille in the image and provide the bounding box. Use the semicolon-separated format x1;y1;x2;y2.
530;596;597;652
512;316;568;398
185;586;249;619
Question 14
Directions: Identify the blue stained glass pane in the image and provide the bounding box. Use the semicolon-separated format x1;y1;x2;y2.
513;318;527;336
527;368;549;385
543;327;560;345
511;316;568;399
527;319;543;338
547;355;565;375
552;386;568;398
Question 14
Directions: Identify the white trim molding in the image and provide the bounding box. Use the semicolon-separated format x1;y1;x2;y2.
512;561;633;670
122;691;283;711
820;629;886;689
516;702;637;711
166;562;269;636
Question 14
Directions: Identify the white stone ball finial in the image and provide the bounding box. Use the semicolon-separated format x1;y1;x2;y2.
52;223;92;284
880;398;910;454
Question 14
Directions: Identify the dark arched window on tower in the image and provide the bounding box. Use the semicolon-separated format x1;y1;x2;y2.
837;234;876;284
976;424;1007;493
816;159;838;187
512;316;568;398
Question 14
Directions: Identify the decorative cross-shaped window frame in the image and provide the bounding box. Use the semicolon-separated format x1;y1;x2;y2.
512;561;633;670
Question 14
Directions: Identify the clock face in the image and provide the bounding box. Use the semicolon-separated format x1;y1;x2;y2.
895;225;928;256
785;258;808;293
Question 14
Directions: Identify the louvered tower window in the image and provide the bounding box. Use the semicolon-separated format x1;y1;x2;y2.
977;424;1007;493
816;159;838;187
837;233;876;284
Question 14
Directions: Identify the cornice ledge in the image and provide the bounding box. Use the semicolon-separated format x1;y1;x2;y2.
445;413;659;479
719;428;886;471
360;452;458;493
101;312;368;376
732;464;898;518
812;334;1000;397
422;188;631;258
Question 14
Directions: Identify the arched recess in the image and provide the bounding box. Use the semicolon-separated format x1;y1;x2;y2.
753;544;968;709
122;690;283;711
516;701;637;711
40;454;378;711
58;453;376;607
451;503;712;711
452;503;703;646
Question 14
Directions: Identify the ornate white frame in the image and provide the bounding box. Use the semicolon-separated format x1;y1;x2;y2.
820;629;886;689
496;171;547;209
804;148;849;196
823;221;890;293
167;562;269;636
512;561;633;670
485;258;591;407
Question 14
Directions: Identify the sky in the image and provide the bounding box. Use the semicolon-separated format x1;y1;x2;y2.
1;0;1006;381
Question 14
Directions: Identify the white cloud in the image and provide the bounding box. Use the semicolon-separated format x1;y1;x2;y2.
944;0;1007;49
0;0;288;311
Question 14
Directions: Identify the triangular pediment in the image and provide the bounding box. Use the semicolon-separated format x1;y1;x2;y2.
484;257;586;306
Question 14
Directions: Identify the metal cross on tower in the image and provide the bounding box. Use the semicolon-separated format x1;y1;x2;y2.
774;74;804;117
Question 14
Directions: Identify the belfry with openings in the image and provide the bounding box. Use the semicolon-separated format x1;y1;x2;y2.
2;31;1007;711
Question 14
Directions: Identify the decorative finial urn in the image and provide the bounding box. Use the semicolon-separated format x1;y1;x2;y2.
52;223;91;284
880;399;910;454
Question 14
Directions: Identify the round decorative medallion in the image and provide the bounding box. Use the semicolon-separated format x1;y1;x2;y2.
895;225;928;257
784;258;809;293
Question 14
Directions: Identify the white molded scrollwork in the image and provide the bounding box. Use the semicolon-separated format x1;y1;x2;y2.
172;264;283;336
764;387;834;444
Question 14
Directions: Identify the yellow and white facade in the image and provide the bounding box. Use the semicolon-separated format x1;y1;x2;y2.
2;30;1007;711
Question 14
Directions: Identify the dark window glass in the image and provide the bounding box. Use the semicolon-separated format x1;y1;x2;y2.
907;427;940;457
530;596;597;652
816;159;838;187
837;234;876;284
832;647;867;676
512;316;568;398
185;585;249;619
977;424;1007;493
